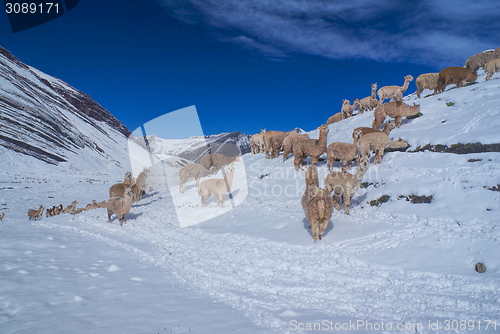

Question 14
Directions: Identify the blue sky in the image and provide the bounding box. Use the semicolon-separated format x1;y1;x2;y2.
1;0;499;137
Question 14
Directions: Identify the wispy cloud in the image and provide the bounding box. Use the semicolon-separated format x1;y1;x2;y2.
157;0;500;66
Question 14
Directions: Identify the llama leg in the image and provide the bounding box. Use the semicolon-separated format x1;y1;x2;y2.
318;218;329;239
195;175;201;187
107;208;112;222
312;221;319;241
294;155;302;171
344;196;351;215
311;156;318;166
395;116;402;128
201;195;208;207
332;194;341;211
217;195;223;207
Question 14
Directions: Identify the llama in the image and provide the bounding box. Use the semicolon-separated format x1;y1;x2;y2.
341;99;361;117
97;201;108;208
179;163;217;193
485;59;500;81
46;206;53;217
86;200;99;210
131;168;150;202
73;208;86;214
109;171;133;198
415;73;439;98
28;205;44;220
357;132;409;164
250;129;266;154
434;67;477;94
198;163;235;207
354;121;396;138
465;48;500;72
301;165;333;241
326;129;363;171
62;201;78;214
107;186;133;226
372;101;420;129
358;83;379;113
200;153;240;171
324;156;370;214
282;132;310;162
377;75;414;104
262;131;294;159
326;110;348;125
293;125;329;171
0;212;4;221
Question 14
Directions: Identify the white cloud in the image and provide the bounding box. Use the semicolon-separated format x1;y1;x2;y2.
156;0;500;66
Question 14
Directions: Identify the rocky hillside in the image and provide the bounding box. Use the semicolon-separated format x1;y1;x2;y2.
0;46;131;165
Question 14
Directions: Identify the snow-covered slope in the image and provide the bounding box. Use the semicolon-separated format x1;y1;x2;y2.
0;46;133;171
1;70;499;334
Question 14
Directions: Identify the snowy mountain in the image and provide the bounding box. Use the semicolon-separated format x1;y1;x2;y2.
1;54;500;333
143;131;251;163
0;46;132;168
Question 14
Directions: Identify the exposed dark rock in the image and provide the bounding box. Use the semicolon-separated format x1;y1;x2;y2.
411;143;500;154
475;263;486;273
369;195;390;207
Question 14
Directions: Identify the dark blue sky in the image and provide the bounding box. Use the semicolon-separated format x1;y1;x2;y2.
1;0;498;137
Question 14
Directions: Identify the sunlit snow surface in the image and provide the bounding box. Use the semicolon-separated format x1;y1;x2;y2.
1;71;500;333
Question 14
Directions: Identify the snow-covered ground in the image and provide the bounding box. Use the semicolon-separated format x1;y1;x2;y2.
1;71;500;334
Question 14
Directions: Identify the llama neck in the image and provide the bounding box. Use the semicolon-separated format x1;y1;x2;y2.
224;170;235;189
371;86;376;99
318;130;328;147
353;167;367;185
400;78;411;92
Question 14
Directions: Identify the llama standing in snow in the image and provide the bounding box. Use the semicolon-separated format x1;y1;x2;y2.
415;73;439;98
434;67;477;94
250;129;266;154
377;75;414;104
179;163;217;193
326;129;363;171
282;132;310;162
358;83;379;113
107;186;133;226
485;59;500;81
324;156;370;215
198;163;236;207
372;101;420;129
293;125;329;171
301;165;333;241
109;172;133;198
357;132;409;164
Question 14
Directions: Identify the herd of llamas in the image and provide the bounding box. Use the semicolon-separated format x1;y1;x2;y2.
26;168;150;226
22;48;500;239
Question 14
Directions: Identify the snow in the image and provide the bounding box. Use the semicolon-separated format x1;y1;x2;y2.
1;71;500;333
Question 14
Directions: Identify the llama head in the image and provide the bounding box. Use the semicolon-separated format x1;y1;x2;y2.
353;129;363;140
405;75;414;82
124;186;132;198
358;156;370;170
305;165;319;187
125;172;133;182
386;121;396;131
